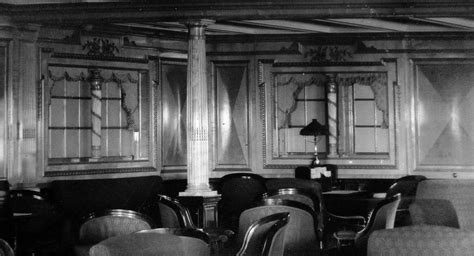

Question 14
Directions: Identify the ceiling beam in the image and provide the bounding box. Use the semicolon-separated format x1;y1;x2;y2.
326;18;459;32
235;20;386;33
422;17;474;30
5;1;474;24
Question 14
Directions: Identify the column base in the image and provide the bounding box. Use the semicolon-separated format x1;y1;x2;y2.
178;194;221;228
180;183;218;197
179;189;218;197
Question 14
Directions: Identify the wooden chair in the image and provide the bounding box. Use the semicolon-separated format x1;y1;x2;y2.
333;193;401;256
152;194;197;228
265;187;317;210
385;175;426;226
0;238;14;256
236;212;290;256
0;180;12;245
217;173;267;232
9;189;62;256
239;198;320;256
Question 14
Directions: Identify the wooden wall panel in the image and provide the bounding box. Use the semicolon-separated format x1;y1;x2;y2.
414;60;474;171
161;61;187;168
0;46;6;178
214;62;250;169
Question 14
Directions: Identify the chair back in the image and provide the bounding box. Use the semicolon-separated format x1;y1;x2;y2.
0;180;11;244
415;179;474;231
368;225;474;256
265;178;324;239
409;198;459;228
385;175;426;199
266;187;317;210
156;195;197;229
78;209;154;244
354;194;401;252
0;180;10;218
385;175;426;226
218;173;267;232
239;198;320;256
9;189;62;255
236;212;289;256
90;228;210;256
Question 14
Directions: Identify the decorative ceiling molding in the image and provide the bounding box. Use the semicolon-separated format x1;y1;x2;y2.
2;1;474;38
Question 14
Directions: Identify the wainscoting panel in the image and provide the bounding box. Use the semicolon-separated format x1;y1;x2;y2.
214;61;250;169
161;60;187;168
413;59;474;171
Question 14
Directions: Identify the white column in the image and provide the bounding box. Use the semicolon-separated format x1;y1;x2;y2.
327;75;338;158
88;69;103;161
180;20;217;196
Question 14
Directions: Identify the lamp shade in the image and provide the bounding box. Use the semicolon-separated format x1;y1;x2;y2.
299;119;328;136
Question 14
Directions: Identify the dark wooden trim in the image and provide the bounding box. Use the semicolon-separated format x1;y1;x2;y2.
272;61;385;67
6;1;474;23
44;167;157;177
51;52;149;64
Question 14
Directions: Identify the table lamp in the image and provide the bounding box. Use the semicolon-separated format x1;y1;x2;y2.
299;118;328;166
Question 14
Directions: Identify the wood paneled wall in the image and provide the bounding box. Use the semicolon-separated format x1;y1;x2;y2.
1;23;474;187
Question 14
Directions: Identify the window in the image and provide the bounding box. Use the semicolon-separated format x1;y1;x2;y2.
274;73;327;157
260;60;398;169
47;66;149;163
39;55;156;175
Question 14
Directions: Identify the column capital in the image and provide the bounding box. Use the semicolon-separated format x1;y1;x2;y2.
326;74;337;93
87;69;103;90
182;19;215;27
183;19;215;39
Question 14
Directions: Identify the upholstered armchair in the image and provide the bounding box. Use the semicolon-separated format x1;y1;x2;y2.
74;209;154;256
89;228;210;256
408;198;459;228
333;194;401;256
367;225;474;256
236;212;289;256
238;198;320;256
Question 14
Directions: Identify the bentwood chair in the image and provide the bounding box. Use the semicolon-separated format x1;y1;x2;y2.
9;189;63;256
385;175;426;226
239;198;320;256
265;187;317;210
0;180;12;245
218;173;267;232
74;209;154;256
265;177;366;251
89;228;210;256
333;193;401;256
140;194;197;229
236;212;290;256
0;238;14;256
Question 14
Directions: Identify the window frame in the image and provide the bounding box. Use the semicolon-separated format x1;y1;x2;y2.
38;50;157;176
258;59;400;170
